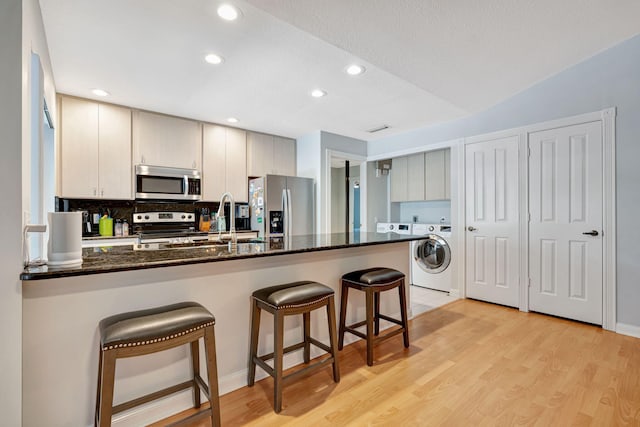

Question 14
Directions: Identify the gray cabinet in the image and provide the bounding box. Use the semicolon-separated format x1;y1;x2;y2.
247;132;296;177
132;111;201;170
58;96;132;199
202;124;248;202
424;148;450;201
390;153;425;202
390;148;451;202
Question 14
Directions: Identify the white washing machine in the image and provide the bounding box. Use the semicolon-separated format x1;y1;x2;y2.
376;222;413;235
411;224;453;292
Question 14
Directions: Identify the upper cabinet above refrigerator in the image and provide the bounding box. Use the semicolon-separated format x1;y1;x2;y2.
132;110;202;170
247;131;296;177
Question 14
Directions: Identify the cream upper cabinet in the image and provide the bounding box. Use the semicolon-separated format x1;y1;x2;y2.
390;156;408;202
202;124;248;202
407;153;425;201
390;153;425;202
132;111;201;170
424;148;451;201
58;96;132;199
246;132;272;177
273;136;296;176
247;132;296;177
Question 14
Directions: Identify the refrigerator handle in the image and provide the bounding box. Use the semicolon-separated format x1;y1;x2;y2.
286;188;292;237
282;188;288;237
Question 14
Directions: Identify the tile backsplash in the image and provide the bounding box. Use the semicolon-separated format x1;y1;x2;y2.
55;198;248;236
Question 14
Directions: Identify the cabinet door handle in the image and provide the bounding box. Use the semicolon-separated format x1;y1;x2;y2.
582;230;599;236
93;188;97;196
467;226;477;232
141;156;145;164
101;189;104;197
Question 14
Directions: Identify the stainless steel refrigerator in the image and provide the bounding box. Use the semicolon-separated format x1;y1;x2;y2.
249;175;314;238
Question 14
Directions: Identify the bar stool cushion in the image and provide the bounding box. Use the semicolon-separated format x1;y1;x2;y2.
342;267;404;286
99;302;215;350
252;281;334;309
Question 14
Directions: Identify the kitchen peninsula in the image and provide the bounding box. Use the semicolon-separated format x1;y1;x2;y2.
21;232;419;427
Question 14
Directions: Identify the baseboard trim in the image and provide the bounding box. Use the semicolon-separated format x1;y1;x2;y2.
616;322;640;339
449;289;460;299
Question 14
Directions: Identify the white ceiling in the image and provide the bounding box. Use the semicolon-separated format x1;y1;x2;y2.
39;0;640;141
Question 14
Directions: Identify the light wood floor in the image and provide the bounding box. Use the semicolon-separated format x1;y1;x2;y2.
154;299;640;426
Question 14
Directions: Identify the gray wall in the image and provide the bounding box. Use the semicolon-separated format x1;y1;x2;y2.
370;34;640;328
366;162;389;229
0;1;24;425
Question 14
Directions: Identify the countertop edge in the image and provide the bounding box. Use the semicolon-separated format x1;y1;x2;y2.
21;236;421;281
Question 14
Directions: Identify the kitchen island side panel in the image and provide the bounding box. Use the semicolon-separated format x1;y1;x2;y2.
22;243;410;427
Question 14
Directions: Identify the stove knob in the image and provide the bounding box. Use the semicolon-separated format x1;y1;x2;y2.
428;226;435;232
389;224;395;230
182;215;186;219
136;215;142;220
187;214;192;220
144;215;149;220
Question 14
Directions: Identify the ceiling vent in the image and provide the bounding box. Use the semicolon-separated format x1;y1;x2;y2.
367;124;390;133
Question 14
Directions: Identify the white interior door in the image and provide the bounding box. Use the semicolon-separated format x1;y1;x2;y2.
465;136;520;307
528;121;603;324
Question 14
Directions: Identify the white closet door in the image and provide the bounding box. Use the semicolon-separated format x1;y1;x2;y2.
465;136;520;307
528;121;603;324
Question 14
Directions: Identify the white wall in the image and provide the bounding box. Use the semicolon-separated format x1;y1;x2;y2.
23;245;410;426
0;2;25;425
320;131;367;233
296;130;322;232
297;130;367;234
369;34;640;329
0;0;56;424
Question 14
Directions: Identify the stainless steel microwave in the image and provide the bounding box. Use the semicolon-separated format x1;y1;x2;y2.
135;165;201;201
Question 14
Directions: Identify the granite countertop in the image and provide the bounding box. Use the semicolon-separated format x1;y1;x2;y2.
21;233;423;281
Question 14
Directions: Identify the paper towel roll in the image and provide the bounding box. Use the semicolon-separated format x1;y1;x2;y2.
47;212;83;266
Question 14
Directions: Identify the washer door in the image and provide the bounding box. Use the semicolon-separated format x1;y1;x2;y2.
414;235;451;274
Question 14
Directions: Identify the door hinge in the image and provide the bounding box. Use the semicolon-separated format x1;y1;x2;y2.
528;278;532;288
527;147;531;157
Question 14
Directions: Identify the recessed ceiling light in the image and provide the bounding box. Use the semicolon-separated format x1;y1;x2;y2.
204;53;224;65
91;88;109;97
217;4;240;21
311;89;327;98
227;117;238;123
346;64;366;76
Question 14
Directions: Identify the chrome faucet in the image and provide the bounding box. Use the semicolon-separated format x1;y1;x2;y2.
217;192;236;246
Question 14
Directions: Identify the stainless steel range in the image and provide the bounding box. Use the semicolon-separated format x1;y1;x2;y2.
133;211;206;243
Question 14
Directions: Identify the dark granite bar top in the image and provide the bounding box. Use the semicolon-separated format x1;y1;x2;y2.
21;232;423;281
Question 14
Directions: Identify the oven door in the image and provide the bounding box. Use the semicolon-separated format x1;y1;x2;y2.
135;165;201;200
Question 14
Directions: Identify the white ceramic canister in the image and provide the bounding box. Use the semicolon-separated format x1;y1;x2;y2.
47;212;83;266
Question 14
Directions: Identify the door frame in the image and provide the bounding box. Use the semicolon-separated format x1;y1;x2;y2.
323;149;367;234
458;108;616;330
